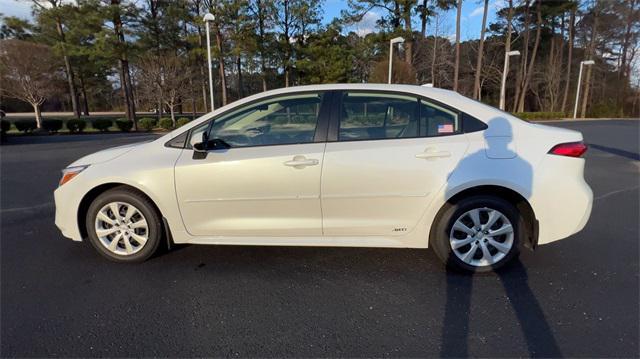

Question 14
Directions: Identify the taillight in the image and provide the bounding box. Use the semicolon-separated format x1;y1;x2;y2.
548;142;588;158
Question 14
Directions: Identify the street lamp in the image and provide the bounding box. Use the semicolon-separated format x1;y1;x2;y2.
573;60;595;119
203;13;216;112
388;36;404;84
499;50;520;111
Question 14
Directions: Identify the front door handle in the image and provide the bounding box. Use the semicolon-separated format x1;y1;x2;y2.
284;155;319;169
415;149;451;160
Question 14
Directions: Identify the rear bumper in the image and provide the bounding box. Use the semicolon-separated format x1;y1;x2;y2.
532;156;593;245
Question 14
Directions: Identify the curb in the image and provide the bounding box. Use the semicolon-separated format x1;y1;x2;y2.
532;118;639;123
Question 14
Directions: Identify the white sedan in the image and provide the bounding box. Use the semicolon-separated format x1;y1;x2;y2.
54;84;593;272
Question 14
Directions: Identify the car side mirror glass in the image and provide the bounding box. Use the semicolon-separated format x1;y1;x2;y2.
193;141;207;152
192;133;208;160
192;141;207;159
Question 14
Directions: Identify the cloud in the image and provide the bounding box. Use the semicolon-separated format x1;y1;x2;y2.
353;11;380;37
470;0;507;18
470;6;485;17
493;0;507;9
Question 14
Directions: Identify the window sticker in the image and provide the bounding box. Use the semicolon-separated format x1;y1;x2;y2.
438;124;454;133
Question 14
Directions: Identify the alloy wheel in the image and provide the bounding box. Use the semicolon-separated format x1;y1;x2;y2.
449;207;514;267
94;201;149;256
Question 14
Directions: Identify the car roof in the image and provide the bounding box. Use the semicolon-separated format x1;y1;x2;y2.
260;83;462;101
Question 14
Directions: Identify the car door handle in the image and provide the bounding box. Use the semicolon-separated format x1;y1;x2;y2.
415;150;451;160
284;156;319;169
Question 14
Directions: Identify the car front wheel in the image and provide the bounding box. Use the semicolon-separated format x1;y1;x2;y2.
86;187;162;263
431;195;523;273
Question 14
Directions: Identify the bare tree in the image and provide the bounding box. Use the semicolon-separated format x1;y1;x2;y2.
453;0;462;92
618;0;638;116
619;0;638;81
0;40;60;128
138;53;193;127
512;0;530;112
542;49;563;111
250;0;275;92
473;0;489;99
213;17;228;105
500;0;514;109
544;10;564;112
110;0;138;129
190;0;209;112
32;0;81;119
515;0;542;113
580;1;600;118
431;13;440;84
560;7;576;113
370;57;416;84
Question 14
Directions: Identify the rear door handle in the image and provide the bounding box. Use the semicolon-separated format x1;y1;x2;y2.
415;150;451;160
284;155;319;169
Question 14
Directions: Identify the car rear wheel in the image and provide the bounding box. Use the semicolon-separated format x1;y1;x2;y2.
86;187;162;263
431;195;522;273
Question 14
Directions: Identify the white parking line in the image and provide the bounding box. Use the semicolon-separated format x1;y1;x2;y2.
594;186;640;201
0;202;54;213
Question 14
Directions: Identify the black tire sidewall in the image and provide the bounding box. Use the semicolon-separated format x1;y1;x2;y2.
86;189;162;263
431;195;523;273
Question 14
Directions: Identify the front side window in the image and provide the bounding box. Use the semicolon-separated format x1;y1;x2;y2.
189;122;209;148
339;92;419;141
205;93;323;148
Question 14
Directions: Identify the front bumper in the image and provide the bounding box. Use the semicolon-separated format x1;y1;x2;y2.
54;183;83;242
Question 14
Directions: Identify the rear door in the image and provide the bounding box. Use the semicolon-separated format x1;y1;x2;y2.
321;91;469;236
174;91;331;237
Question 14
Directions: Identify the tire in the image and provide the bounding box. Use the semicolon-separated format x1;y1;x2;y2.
430;195;523;273
86;186;162;263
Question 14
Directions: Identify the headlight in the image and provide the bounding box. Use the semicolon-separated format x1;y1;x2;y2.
59;165;89;186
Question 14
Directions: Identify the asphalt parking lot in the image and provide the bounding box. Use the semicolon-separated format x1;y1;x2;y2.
1;120;638;357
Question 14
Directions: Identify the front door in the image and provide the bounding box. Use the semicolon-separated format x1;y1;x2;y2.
174;92;328;236
321;91;469;236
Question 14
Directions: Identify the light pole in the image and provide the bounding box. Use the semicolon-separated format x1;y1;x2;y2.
573;60;595;119
203;13;215;112
499;50;520;111
388;37;404;84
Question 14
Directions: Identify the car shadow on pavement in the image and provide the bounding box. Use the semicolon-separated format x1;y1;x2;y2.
587;143;640;161
439;260;562;358
439;117;561;357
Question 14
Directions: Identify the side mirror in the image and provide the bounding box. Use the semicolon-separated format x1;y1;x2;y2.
192;132;209;160
192;136;231;160
193;141;207;151
192;142;207;159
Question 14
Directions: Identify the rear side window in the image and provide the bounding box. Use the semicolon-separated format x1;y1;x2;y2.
338;92;419;141
419;100;460;136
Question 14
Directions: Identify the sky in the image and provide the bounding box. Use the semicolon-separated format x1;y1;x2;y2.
323;0;504;40
0;0;32;20
1;0;503;41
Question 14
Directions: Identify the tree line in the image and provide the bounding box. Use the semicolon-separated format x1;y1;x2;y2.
0;0;638;130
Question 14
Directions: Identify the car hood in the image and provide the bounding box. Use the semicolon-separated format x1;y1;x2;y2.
67;142;148;167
